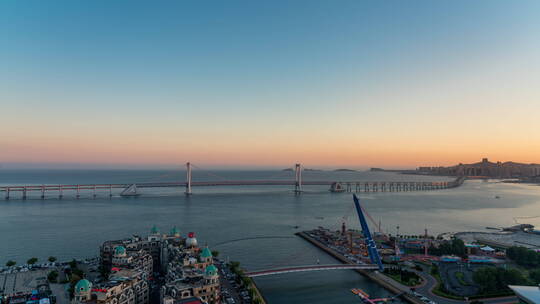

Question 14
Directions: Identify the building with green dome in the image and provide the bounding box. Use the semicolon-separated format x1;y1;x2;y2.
75;279;92;292
72;276;149;304
169;226;180;237
204;264;219;290
114;245;126;256
200;247;213;263
148;225;161;241
98;227;220;304
205;264;218;277
74;279;92;302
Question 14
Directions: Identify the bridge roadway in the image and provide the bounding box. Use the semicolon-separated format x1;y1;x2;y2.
0;177;464;199
0;180;454;188
244;264;379;278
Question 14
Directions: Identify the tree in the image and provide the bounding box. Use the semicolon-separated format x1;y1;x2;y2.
430;265;439;275
241;276;252;287
27;257;38;265
5;260;16;267
211;250;220;257
68;259;78;269
473;267;526;293
68;274;82;299
503;268;527;285
473;268;498;293
47;270;59;283
529;269;540;284
506;246;540;266
249;287;256;298
429;239;466;256
48;256;57;263
73;268;85;278
229;261;241;272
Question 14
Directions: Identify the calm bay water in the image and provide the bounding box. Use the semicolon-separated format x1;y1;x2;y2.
1;169;540;303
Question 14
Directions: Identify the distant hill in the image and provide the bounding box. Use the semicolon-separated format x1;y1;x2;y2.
334;169;356;172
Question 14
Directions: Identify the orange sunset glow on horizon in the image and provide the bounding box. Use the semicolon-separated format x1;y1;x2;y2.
2;1;540;169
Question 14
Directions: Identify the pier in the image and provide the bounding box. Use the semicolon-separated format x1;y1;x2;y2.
296;231;424;304
0;163;464;199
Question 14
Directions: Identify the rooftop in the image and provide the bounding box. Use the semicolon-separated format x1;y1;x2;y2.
508;285;540;304
200;247;212;258
174;297;204;304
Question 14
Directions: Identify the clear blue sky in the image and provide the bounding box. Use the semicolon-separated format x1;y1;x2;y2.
1;1;540;168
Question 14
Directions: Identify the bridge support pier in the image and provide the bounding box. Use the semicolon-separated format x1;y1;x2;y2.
93;185;97;198
76;185;80;199
59;186;63;199
41;185;45;199
22;187;27;200
5;187;9;200
185;162;192;195
294;163;303;194
109;185;113;197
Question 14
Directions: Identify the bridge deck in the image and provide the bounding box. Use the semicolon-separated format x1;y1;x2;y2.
245;264;379;277
0;179;459;191
0;177;464;199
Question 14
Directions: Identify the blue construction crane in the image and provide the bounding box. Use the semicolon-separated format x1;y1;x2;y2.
353;194;384;271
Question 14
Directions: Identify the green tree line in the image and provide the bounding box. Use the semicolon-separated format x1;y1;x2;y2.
429;239;467;257
473;267;526;293
506;246;540;266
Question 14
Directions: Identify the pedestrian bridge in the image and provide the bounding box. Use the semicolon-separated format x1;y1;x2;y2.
244;264;379;278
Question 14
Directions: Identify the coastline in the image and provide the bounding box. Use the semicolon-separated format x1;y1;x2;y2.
250;279;268;304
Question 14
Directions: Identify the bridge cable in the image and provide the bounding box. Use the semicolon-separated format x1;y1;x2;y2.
190;164;232;182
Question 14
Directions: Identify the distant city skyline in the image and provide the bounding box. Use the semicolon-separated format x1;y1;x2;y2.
2;156;539;170
2;1;540;168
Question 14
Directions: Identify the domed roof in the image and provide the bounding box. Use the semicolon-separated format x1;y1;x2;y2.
205;265;218;276
201;247;212;258
186;232;197;247
114;246;126;255
150;225;159;234
75;279;92;293
169;226;180;236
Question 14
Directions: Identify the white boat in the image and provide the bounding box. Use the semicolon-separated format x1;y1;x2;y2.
120;184;140;197
329;182;346;192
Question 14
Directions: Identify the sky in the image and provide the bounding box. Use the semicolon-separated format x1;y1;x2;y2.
1;0;540;169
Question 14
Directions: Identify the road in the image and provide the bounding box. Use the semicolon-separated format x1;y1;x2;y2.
410;264;518;304
438;263;479;297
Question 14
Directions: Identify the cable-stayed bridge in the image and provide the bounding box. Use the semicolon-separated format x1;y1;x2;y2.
0;163;464;199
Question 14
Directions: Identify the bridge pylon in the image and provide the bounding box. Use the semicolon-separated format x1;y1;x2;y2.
185;162;192;195
353;194;384;271
294;163;303;194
